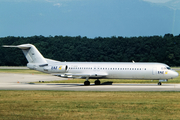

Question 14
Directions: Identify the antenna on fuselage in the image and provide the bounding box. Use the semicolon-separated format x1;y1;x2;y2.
132;60;135;63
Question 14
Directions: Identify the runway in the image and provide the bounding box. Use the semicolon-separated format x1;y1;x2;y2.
1;73;180;91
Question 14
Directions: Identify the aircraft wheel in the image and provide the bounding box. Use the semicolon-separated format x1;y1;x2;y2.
158;82;162;85
84;81;90;86
95;80;101;85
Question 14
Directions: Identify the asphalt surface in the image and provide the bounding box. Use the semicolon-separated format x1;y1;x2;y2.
1;73;180;91
0;66;28;69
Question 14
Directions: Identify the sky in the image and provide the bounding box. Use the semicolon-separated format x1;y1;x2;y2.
0;0;180;38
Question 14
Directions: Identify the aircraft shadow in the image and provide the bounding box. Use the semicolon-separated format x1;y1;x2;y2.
44;82;113;86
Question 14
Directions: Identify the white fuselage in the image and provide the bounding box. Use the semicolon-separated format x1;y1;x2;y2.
32;62;178;80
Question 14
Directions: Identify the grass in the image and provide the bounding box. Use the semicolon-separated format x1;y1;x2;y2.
0;91;180;120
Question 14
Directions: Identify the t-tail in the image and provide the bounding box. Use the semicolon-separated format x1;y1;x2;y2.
3;44;48;70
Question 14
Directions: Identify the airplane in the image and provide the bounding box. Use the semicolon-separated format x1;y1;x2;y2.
3;44;179;86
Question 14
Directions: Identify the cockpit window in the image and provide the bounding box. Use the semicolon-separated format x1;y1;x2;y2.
161;66;171;70
166;67;171;70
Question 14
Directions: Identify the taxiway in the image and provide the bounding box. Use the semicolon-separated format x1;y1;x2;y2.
0;73;180;91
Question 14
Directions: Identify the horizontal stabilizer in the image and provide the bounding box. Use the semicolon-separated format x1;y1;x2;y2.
3;44;32;50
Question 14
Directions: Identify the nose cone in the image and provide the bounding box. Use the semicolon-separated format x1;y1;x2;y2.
173;71;179;78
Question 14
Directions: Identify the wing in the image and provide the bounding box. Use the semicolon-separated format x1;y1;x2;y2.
52;73;108;79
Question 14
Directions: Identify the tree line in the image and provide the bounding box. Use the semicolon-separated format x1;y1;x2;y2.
0;33;180;66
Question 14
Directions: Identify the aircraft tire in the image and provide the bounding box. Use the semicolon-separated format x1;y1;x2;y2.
94;80;101;85
84;81;90;86
158;82;162;85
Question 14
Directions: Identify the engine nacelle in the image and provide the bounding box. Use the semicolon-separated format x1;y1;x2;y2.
43;65;68;73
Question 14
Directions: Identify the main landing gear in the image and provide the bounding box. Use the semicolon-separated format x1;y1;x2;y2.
84;77;90;86
84;79;101;86
84;81;90;86
94;79;101;85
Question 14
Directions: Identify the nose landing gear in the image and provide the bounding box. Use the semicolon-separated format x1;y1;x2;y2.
158;82;162;85
158;79;168;86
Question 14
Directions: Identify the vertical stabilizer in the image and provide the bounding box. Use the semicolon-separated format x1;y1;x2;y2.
3;44;47;64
